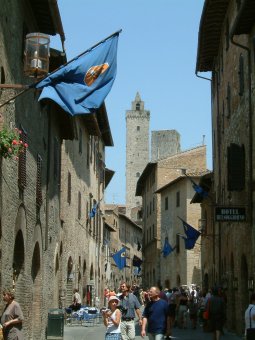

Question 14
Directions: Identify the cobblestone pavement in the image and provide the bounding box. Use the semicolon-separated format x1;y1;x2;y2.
63;320;244;340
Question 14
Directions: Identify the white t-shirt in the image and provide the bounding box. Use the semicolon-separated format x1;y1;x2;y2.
106;310;121;334
245;304;255;330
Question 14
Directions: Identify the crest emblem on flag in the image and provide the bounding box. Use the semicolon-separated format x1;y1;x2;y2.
84;63;109;86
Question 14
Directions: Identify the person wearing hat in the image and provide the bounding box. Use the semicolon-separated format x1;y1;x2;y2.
103;295;122;340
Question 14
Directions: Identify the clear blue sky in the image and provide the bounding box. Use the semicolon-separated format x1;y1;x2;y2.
52;0;211;204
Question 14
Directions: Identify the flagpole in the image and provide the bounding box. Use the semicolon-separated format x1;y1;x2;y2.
32;29;122;89
0;29;122;108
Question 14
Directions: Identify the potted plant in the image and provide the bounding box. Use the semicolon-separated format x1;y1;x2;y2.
0;127;28;159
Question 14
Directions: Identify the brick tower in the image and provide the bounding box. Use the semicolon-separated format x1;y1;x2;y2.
125;92;150;217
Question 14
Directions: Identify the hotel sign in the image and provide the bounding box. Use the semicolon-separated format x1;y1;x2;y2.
215;207;246;221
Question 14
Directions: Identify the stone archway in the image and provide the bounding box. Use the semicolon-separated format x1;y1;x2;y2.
13;230;25;289
31;242;42;339
177;274;181;287
66;256;74;306
203;273;209;292
239;254;249;334
229;253;236;332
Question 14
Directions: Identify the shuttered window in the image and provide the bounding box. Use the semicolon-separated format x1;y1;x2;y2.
54;137;60;181
238;54;244;96
176;191;180;207
18;127;27;189
78;191;81;219
79;128;82;154
225;19;229;51
67;172;71;204
36;154;42;207
227;143;245;191
226;83;231;118
165;197;168;210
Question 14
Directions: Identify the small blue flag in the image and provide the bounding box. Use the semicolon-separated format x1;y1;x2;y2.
184;174;208;198
89;202;98;218
35;33;119;116
180;218;201;250
112;247;126;270
162;237;174;257
192;183;208;198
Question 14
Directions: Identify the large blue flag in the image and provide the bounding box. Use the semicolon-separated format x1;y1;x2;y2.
162;237;174;257
112;247;126;270
179;218;201;250
35;32;119;116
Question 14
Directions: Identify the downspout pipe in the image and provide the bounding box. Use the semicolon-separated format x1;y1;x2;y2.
229;30;253;229
195;70;217;284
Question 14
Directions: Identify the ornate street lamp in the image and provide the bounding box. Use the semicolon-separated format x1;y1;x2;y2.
24;32;50;78
0;32;50;108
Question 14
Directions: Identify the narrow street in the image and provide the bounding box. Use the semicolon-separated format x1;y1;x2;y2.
63;321;243;340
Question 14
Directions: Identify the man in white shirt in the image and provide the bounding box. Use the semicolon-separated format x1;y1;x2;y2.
245;293;255;340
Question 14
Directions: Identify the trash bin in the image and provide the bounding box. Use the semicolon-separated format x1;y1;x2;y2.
47;308;64;339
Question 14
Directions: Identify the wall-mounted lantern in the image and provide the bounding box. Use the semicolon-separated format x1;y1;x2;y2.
248;277;254;291
0;32;51;109
24;32;50;78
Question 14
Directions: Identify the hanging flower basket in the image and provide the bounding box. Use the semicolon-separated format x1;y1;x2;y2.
0;127;28;159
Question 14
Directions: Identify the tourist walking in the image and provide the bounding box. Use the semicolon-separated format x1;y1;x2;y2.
141;286;170;339
118;282;142;340
208;287;226;340
1;288;24;340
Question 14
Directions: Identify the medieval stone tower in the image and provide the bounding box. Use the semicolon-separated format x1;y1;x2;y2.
151;130;181;161
125;92;150;216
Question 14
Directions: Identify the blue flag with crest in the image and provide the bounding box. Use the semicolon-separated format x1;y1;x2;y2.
180;218;201;250
35;33;119;116
112;247;126;270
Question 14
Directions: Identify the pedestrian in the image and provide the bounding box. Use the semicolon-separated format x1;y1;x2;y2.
244;292;255;340
141;286;170;339
168;288;177;336
103;295;122;340
118;282;142;340
69;288;81;311
1;288;24;340
188;290;198;329
176;289;188;329
208;287;226;340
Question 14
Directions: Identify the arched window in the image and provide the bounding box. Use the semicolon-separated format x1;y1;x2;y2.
238;54;244;96
136;103;140;110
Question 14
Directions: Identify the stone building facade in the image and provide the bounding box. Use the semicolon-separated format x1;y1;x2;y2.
155;174;207;289
59;106;113;309
104;204;142;291
0;1;115;338
136;146;207;288
196;0;255;335
125;92;150;216
151;130;181;162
